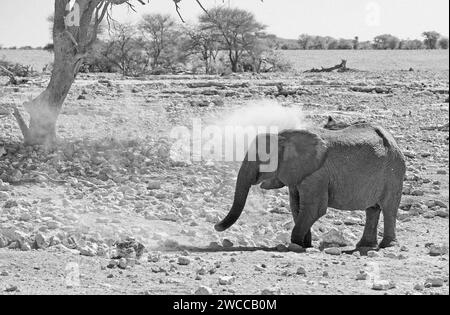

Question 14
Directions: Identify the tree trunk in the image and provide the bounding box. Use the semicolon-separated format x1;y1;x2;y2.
24;59;77;145
12;0;144;145
15;9;80;146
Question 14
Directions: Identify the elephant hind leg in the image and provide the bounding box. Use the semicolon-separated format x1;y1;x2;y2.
379;192;402;248
356;205;381;249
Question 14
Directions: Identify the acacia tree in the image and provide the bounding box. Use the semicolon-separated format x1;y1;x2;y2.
12;0;149;146
373;34;400;50
422;31;441;49
138;13;176;69
199;7;266;72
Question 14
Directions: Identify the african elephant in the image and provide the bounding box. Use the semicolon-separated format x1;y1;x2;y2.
215;123;406;249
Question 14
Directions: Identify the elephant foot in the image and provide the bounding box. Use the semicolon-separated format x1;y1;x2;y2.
291;230;312;248
379;238;399;249
356;239;378;250
303;230;312;248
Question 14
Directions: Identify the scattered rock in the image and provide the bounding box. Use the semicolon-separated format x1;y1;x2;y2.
356;271;369;281
219;276;235;285
79;245;97;257
275;244;289;252
261;287;281;295
324;247;342;256
425;278;444;288
414;284;425;291
118;258;128;269
320;228;352;247
306;247;320;254
436;210;449;218
107;260;119;269
20;242;32;251
372;280;396;291
4;285;18;293
178;256;191;266
296;266;307;275
288;243;304;253
367;251;380;258
148;252;161;263
428;244;449;257
222;239;234;248
114;238;145;259
147;181;161;190
195;286;213;295
0;191;10;200
34;233;49;249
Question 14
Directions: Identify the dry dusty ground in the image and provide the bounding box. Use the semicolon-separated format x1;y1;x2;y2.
0;65;449;295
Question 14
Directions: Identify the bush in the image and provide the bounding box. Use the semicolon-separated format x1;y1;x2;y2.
261;51;293;72
0;59;36;77
439;37;449;49
399;39;425;50
43;43;54;52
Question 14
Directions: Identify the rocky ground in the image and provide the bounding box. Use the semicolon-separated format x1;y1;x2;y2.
0;68;448;295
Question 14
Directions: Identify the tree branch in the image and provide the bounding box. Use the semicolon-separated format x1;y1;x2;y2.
12;106;30;139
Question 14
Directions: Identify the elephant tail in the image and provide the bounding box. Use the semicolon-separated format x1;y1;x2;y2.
374;126;406;177
215;159;258;232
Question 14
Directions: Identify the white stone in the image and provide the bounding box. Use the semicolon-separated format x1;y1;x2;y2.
219;276;235;285
178;256;191;266
195;286;213;295
372;280;396;291
324;247;342;256
261;287;281;295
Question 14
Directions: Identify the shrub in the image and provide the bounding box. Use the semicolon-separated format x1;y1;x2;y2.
438;37;449;49
0;59;36;77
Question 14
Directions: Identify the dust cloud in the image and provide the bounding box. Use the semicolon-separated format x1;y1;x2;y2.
218;99;306;132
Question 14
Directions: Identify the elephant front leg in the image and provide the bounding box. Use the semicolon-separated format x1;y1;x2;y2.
289;186;312;247
289;186;300;220
291;180;328;248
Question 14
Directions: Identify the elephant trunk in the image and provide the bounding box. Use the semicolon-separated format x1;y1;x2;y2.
215;159;258;232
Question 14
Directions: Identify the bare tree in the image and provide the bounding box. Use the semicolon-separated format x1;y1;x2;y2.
184;25;221;74
101;22;149;76
199;7;266;72
10;0;257;145
138;14;176;69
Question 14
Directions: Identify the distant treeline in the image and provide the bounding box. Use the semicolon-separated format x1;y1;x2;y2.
0;46;45;50
279;31;449;50
2;32;448;52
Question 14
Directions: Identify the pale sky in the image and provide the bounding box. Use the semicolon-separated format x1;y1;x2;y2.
0;0;448;47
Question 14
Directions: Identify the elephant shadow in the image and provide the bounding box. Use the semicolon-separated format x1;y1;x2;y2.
158;245;284;253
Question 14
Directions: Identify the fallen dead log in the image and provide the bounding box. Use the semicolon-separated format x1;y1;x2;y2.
420;123;449;132
0;65;30;85
350;86;392;94
186;82;249;89
274;83;311;97
275;83;297;97
305;60;349;73
324;116;368;130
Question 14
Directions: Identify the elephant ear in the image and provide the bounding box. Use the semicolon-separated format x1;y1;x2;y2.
277;130;327;186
